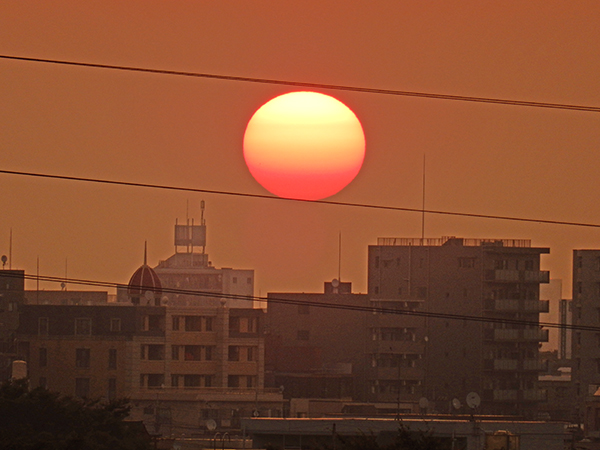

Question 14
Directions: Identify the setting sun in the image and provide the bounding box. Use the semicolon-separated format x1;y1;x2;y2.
243;91;365;200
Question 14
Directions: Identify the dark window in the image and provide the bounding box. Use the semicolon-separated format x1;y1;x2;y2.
184;375;201;387
39;348;47;367
247;346;256;362
374;256;379;269
171;375;179;387
525;260;534;271
108;349;117;370
38;317;49;336
144;345;164;360
172;316;180;331
75;348;90;368
145;315;163;331
75;318;91;336
205;316;213;331
75;378;90;398
205;346;213;361
228;346;240;361
228;375;240;388
232;277;237;284
184;345;201;361
185;316;202;331
171;345;180;360
145;374;164;388
110;318;121;332
107;378;117;401
297;330;310;341
247;277;252;284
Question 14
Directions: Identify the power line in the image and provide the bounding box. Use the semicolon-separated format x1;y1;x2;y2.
2;54;600;113
13;271;593;332
2;168;600;229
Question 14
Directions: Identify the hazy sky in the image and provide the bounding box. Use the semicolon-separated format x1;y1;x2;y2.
1;2;599;297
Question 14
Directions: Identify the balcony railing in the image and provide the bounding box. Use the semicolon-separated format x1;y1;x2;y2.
485;270;550;283
493;389;518;401
491;328;548;342
522;389;547;401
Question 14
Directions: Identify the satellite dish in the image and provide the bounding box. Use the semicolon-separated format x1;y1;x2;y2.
452;398;462;410
206;419;217;431
253;409;260;417
418;397;429;409
332;279;340;288
1;255;7;267
466;392;481;409
144;291;154;301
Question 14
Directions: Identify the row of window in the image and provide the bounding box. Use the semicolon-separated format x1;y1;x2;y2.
39;347;118;370
140;344;258;362
370;353;421;368
37;377;117;400
139;373;256;389
370;327;418;342
373;257;535;271
38;317;122;336
37;314;259;335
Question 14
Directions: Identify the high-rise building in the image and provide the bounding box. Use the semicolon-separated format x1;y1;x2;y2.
368;237;550;417
571;249;600;423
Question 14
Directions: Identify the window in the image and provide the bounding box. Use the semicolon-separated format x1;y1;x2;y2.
184;345;202;361
38;317;49;336
39;348;47;367
75;378;90;397
228;375;240;388
297;330;310;341
171;345;180;360
75;348;90;368
495;260;509;270
247;277;252;284
525;260;534;271
142;345;164;360
108;349;117;370
458;257;476;268
185;316;202;331
205;317;213;331
247;346;256;362
373;286;379;295
374;256;380;269
107;378;117;401
75;318;91;336
205;346;213;361
232;277;237;284
184;375;201;387
172;316;180;331
228;346;240;361
171;374;179;387
143;315;164;332
110;318;121;332
141;374;164;388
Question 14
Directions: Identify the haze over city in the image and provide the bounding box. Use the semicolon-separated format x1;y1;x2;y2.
1;2;600;298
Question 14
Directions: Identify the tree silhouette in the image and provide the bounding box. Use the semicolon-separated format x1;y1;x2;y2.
0;379;152;450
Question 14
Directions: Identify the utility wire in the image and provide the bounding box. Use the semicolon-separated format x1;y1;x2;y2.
13;271;595;332
1;54;600;113
2;169;600;229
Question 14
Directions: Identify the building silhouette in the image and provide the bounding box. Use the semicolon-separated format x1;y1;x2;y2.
368;236;550;417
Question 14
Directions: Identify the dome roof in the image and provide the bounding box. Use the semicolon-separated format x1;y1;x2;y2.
127;264;162;298
128;242;162;298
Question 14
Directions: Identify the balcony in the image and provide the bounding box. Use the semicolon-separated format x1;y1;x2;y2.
522;389;547;401
493;390;518;401
522;359;548;371
490;328;548;342
523;300;549;312
523;328;549;342
484;359;519;371
485;270;550;283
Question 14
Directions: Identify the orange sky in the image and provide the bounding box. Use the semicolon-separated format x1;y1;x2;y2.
1;1;600;297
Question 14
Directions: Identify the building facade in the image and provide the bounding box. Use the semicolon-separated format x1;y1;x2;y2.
368;237;550;417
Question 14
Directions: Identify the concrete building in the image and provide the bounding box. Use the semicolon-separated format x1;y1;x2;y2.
266;282;369;406
0;270;25;381
571;249;600;425
368;237;550;418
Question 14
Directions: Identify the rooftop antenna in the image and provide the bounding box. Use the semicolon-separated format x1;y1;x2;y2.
338;232;342;282
36;256;40;303
9;228;12;269
64;257;68;291
144;241;148;265
421;154;426;243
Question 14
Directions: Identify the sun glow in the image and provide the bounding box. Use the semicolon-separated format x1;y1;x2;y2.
243;91;365;200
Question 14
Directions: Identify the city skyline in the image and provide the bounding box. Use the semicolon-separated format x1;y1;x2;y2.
1;2;600;297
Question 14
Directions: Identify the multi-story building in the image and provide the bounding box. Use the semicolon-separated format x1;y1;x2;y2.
266;281;369;407
368;236;550;418
571;249;600;426
0;270;25;381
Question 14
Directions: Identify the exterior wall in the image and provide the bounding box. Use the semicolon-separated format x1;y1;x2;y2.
0;270;24;381
368;237;549;418
24;290;109;305
540;279;562;353
266;291;370;402
571;250;600;424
